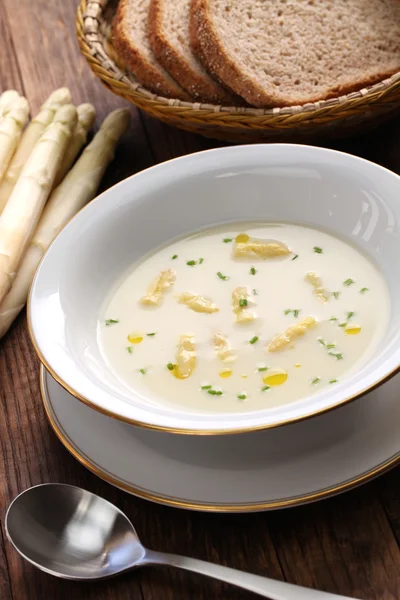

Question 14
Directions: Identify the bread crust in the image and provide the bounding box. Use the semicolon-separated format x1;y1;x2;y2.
191;0;400;108
149;0;235;103
112;0;191;100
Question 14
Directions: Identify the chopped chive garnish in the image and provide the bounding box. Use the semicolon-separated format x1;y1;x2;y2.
105;319;119;326
346;311;355;320
167;363;174;371
284;308;300;317
360;287;369;294
172;254;178;260
249;336;259;344
126;346;133;353
326;343;336;349
291;254;299;261
330;316;338;321
261;385;270;392
258;366;268;372
318;338;326;346
343;278;355;286
217;271;229;280
186;260;197;266
313;246;323;254
250;267;256;275
199;258;204;264
139;368;147;375
208;389;223;396
329;379;338;384
201;385;212;390
146;332;156;336
252;288;258;295
223;238;233;243
237;393;247;400
328;351;343;360
333;292;340;299
338;322;347;328
239;298;248;307
312;377;321;384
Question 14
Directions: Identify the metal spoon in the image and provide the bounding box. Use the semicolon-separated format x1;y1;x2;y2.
6;484;359;600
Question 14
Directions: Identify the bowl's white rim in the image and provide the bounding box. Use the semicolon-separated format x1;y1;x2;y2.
27;143;400;435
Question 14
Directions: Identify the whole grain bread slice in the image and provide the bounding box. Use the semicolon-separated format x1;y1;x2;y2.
148;0;235;104
113;0;191;100
191;0;400;108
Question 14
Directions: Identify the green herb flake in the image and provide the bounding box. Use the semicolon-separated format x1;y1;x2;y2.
252;288;258;295
343;278;355;286
105;319;119;326
333;292;340;300
201;385;212;390
360;287;369;294
126;346;133;354
167;363;174;371
217;271;229;281
250;267;257;275
223;238;233;243
326;343;336;349
208;389;223;396
237;393;247;400
186;260;197;266
239;298;248;307
328;351;343;360
199;258;204;264
285;308;300;317
292;254;299;261
139;368;147;375
318;338;327;346
346;311;355;320
329;379;338;384
258;366;268;372
146;332;156;337
313;246;323;254
330;316;338;321
261;385;271;392
312;377;321;384
249;336;259;345
171;254;178;260
338;322;347;328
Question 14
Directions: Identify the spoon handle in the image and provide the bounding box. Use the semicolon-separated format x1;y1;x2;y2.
143;550;359;600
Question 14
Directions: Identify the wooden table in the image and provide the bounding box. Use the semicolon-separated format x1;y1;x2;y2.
1;1;400;598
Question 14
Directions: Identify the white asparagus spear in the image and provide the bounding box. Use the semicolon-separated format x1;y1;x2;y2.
0;104;77;306
0;108;130;337
0;90;20;119
0;88;71;212
0;96;29;184
52;103;96;189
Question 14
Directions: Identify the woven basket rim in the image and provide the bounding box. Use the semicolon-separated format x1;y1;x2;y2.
79;0;400;118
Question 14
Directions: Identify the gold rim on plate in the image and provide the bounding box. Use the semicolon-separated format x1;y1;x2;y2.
40;365;400;512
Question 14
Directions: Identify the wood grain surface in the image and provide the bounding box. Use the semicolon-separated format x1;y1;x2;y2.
0;0;399;598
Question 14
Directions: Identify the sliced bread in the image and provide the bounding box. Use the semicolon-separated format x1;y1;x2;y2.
113;0;191;100
191;0;400;107
148;0;235;104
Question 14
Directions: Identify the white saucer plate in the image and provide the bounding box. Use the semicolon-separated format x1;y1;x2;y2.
41;366;400;512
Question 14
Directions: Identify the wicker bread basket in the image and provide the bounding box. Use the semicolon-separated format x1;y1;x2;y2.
77;0;400;143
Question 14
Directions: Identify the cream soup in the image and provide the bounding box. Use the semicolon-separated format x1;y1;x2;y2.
99;223;390;414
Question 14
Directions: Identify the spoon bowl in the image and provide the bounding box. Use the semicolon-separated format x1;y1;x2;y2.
5;483;145;580
6;483;358;599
